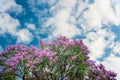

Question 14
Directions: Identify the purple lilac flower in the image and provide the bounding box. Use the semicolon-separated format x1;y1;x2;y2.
0;36;117;80
6;59;19;67
71;55;77;60
6;45;16;51
98;63;105;69
26;55;34;60
29;61;36;69
107;71;117;77
30;45;37;51
87;60;94;66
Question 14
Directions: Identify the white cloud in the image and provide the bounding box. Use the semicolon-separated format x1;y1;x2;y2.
84;35;107;61
0;0;23;13
25;23;36;30
80;0;120;61
111;0;120;18
112;41;120;54
28;0;58;7
16;29;33;43
0;0;23;35
45;10;81;39
38;0;120;40
0;13;33;43
42;0;81;39
83;28;116;61
102;54;120;79
0;0;33;43
83;0;120;30
0;13;20;34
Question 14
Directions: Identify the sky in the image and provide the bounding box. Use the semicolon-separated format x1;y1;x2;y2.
0;0;120;79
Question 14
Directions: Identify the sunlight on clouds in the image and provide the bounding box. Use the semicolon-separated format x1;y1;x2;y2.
112;0;120;18
83;26;116;61
25;23;36;30
0;13;33;43
82;0;120;61
45;8;80;39
49;23;81;39
0;13;19;34
16;29;33;43
0;0;33;43
84;34;107;60
74;0;89;18
112;41;120;54
83;0;120;29
44;0;81;39
0;0;22;13
0;0;22;35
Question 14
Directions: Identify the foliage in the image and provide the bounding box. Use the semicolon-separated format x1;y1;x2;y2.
0;36;117;80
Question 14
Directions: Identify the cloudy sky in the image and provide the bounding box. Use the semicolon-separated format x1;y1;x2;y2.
0;0;120;79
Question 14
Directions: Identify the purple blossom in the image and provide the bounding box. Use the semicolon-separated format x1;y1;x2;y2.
40;40;46;46
29;61;36;69
26;55;34;60
36;58;41;63
30;45;37;51
6;58;19;67
6;45;16;51
71;55;77;60
0;36;117;80
87;60;94;66
84;49;89;55
107;71;117;77
98;63;105;70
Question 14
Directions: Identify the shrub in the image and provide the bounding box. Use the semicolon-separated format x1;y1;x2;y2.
0;36;117;80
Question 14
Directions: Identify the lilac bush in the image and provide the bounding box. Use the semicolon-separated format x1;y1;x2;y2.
0;36;117;80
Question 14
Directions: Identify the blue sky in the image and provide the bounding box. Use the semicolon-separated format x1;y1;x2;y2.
0;0;120;79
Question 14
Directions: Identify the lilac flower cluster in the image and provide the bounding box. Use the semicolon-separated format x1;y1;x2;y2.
0;44;58;79
0;36;117;80
86;61;117;80
40;36;84;48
